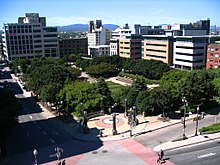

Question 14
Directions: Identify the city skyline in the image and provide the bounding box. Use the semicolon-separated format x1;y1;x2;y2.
0;0;219;29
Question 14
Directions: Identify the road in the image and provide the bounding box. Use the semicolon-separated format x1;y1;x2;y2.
135;113;220;149
165;140;220;165
1;70;103;165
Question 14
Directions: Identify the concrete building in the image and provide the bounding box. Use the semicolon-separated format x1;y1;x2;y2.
59;38;88;57
142;35;173;65
87;20;111;56
134;24;164;35
171;19;210;35
2;13;59;61
173;35;220;70
119;34;142;59
206;42;220;69
89;45;110;57
110;23;132;56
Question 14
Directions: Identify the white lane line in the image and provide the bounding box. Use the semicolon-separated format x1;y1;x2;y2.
21;124;24;128
37;126;41;129
29;115;32;119
26;132;30;138
42;131;47;135
49;138;55;144
198;153;216;159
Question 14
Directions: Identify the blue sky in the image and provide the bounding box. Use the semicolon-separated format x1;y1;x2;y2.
0;0;219;29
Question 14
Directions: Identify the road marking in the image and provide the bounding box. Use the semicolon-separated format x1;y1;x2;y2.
198;153;216;159
49;153;57;158
49;138;55;143
37;126;41;129
43;131;47;135
21;124;24;128
27;132;30;138
29;115;32;119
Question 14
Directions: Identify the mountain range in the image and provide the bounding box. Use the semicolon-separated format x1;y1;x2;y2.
56;24;118;32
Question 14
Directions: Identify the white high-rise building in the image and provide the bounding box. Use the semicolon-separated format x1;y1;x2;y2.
110;23;132;56
2;13;59;61
173;35;220;70
87;20;112;56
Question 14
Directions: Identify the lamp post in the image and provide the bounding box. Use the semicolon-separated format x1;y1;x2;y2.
195;105;199;136
33;148;38;165
112;113;117;135
182;97;188;140
55;147;63;163
100;97;104;114
124;99;127;117
132;106;137;126
80;102;83;116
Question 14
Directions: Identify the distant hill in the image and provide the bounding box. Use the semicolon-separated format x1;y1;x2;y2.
57;24;118;32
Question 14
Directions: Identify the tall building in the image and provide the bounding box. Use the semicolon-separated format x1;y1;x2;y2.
206;41;220;69
170;19;210;35
59;38;88;57
142;35;173;65
110;23;132;56
119;34;142;59
87;20;111;56
2;13;59;61
173;35;220;70
134;24;164;35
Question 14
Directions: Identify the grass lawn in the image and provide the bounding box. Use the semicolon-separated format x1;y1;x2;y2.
199;122;220;133
107;81;124;93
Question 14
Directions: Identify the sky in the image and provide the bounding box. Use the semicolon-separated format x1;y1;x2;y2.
0;0;219;29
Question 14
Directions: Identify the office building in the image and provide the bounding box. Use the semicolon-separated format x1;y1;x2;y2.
142;35;173;65
119;34;142;59
87;20;111;56
2;13;59;61
173;35;220;70
59;38;88;57
206;41;220;69
110;23;132;56
134;24;164;35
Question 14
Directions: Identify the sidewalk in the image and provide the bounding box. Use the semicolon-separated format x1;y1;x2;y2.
38;104;220;152
153;132;220;152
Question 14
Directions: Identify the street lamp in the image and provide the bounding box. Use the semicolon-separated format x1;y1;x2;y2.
80;102;83;116
33;148;38;165
182;97;188;140
55;147;63;163
195;105;200;136
132;106;137;126
124;99;127;117
100;97;104;114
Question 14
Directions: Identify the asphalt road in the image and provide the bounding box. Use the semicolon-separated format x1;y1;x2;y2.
0;70;103;165
135;113;220;149
165;140;220;165
3;71;73;154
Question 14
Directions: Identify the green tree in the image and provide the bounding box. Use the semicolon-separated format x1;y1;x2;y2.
177;70;214;108
160;69;188;85
136;90;154;115
59;81;102;117
86;63;118;78
151;84;174;116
